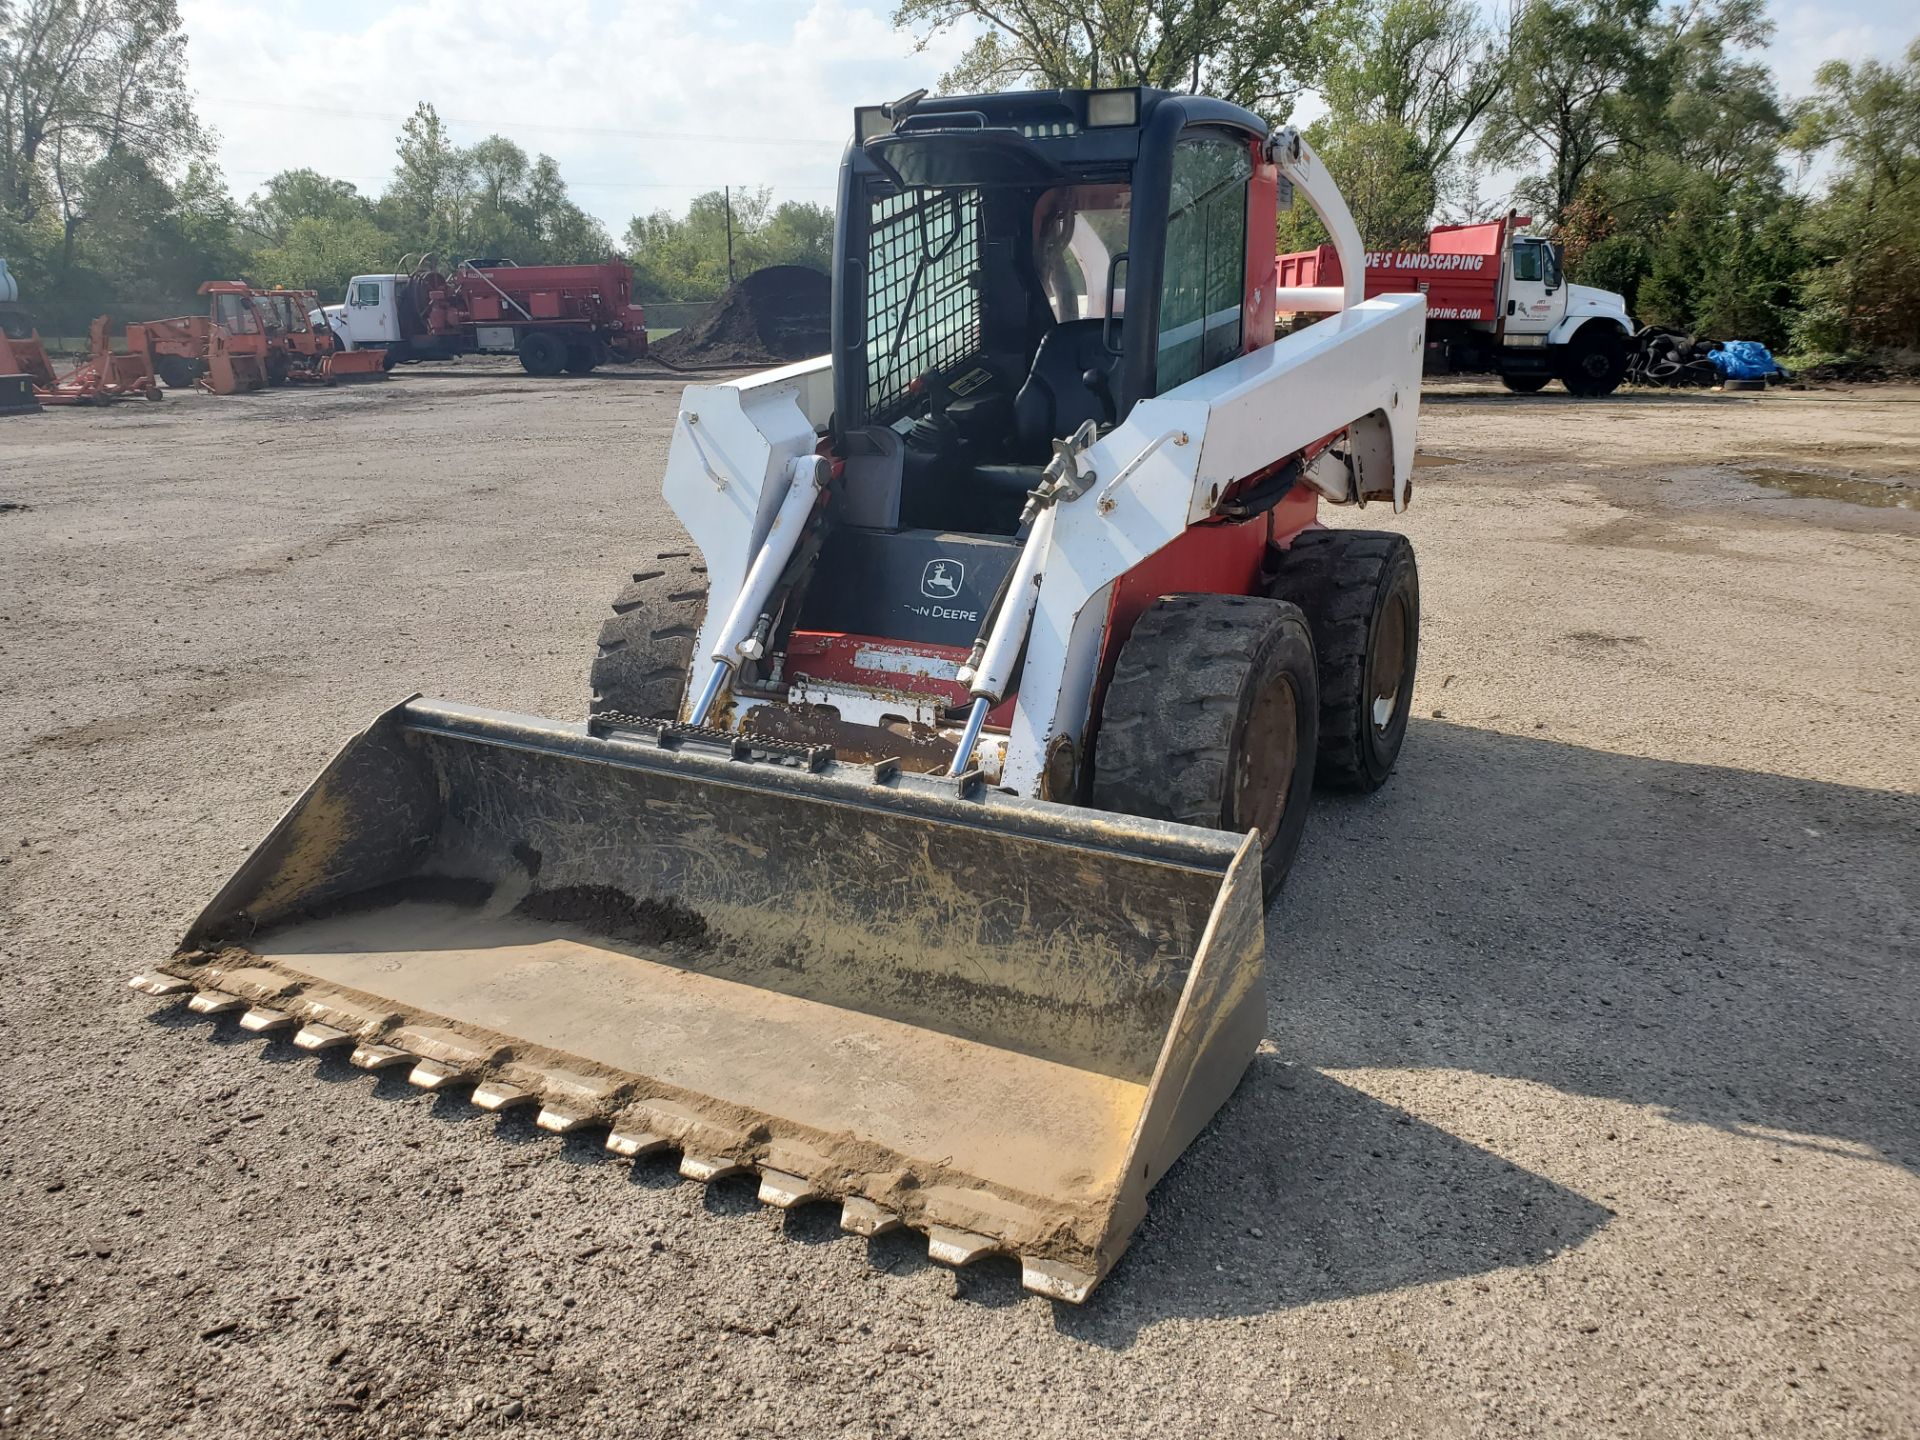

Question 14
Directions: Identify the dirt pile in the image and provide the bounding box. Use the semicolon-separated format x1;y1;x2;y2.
650;264;830;368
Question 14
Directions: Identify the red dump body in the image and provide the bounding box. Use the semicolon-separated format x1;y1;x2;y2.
1276;217;1522;322
418;261;645;355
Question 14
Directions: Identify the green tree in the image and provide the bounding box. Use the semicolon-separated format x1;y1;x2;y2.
0;0;205;310
1285;0;1506;247
892;0;1341;116
381;102;471;258
623;188;832;301
1788;40;1920;353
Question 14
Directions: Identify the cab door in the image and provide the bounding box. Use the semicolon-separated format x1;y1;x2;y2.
344;277;395;345
1501;239;1565;337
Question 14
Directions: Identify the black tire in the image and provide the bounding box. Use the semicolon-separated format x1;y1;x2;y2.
1267;529;1419;792
266;350;291;387
588;550;709;722
1559;325;1627;397
1092;594;1319;899
155;356;200;390
379;346;399;372
519;331;568;377
562;344;598;375
1500;372;1552;394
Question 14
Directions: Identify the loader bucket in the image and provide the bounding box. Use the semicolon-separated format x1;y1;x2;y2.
133;700;1266;1301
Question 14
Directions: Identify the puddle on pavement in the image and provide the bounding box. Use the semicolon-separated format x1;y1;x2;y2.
1741;467;1916;509
1414;453;1462;469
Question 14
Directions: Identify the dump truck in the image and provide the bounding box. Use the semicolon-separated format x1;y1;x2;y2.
319;255;646;375
133;87;1427;1302
1278;211;1635;395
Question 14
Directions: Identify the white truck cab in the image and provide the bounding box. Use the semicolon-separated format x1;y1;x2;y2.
321;275;403;352
1496;235;1634;394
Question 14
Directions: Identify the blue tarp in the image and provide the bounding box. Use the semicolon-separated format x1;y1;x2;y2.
1708;340;1781;382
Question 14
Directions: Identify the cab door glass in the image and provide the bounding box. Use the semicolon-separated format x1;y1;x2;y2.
1512;242;1543;283
352;282;381;306
1156;131;1252;391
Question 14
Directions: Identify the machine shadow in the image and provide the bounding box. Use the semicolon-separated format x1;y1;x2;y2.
1070;719;1916;1342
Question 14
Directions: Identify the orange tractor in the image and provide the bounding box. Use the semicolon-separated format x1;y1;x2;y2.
139;281;272;393
251;287;386;382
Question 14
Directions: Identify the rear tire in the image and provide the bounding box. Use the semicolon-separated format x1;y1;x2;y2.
1267;529;1419;792
519;331;567;377
1559;325;1627;397
156;356;200;390
1500;372;1552;394
588;550;709;722
563;344;598;375
1092;594;1319;899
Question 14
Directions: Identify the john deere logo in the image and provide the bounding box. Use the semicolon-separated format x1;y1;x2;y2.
921;559;964;599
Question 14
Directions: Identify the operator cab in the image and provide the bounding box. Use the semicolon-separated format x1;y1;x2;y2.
796;87;1271;656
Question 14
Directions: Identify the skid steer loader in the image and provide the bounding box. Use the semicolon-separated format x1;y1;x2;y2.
132;87;1426;1302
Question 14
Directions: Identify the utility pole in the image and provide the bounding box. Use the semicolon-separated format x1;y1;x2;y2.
724;185;736;286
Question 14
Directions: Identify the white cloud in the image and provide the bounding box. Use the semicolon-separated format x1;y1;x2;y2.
179;0;970;229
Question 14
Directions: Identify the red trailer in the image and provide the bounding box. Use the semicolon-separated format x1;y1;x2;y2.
1278;213;1637;395
321;255;648;376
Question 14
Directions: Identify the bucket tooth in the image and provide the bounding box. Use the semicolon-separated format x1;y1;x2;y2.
128;973;192;998
840;1197;901;1237
349;1042;413;1071
393;1026;503;1085
293;1022;353;1053
605;1126;668;1160
927;1226;1000;1268
237;1007;295;1035
471;1081;536;1113
1020;1258;1099;1304
757;1169;821;1208
535;1105;599;1134
187;990;245;1017
679;1153;746;1183
407;1059;468;1091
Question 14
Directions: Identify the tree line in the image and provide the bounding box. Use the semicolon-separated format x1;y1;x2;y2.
898;0;1920;360
3;0;1916;361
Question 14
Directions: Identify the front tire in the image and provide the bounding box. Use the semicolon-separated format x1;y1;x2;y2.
563;343;598;375
1559;325;1627;397
1092;594;1319;899
156;356;200;390
588;551;709;723
1267;529;1419;792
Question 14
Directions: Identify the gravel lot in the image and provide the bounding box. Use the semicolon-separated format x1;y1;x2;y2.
2;367;1916;1439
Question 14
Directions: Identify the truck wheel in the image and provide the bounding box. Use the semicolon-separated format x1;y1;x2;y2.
1559;326;1627;397
1267;529;1419;792
589;550;709;723
1092;594;1319;899
266;351;291;387
1500;372;1551;394
519;332;567;377
156;356;199;390
563;344;598;375
379;347;398;372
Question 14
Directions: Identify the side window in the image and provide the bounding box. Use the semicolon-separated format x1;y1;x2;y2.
352;281;381;307
1157;131;1252;392
1512;242;1543;283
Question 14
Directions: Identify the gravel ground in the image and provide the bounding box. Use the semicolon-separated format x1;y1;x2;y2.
1;367;1916;1439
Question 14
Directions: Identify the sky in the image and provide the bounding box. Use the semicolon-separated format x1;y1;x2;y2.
180;0;1916;235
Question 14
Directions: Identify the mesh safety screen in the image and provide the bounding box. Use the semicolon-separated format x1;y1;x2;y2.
864;187;983;422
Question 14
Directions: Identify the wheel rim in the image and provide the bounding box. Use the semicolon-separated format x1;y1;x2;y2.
1236;672;1298;846
1369;590;1410;733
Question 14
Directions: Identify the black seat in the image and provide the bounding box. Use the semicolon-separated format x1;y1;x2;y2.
1012;319;1121;454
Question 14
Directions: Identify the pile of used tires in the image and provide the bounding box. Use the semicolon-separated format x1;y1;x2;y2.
1628;327;1792;391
